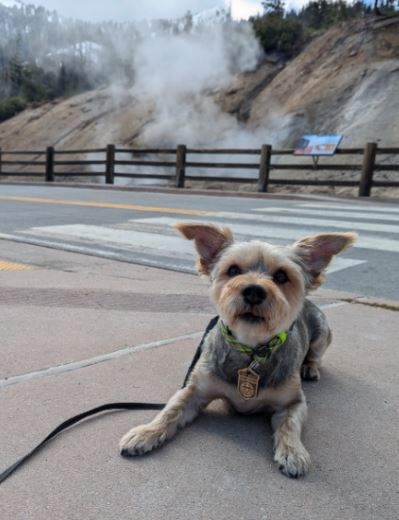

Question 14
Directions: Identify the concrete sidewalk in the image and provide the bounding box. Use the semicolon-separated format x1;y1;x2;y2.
0;242;398;520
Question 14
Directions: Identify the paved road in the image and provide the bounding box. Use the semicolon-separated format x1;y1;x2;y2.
0;184;398;299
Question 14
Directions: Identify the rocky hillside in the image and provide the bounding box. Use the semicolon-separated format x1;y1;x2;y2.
0;16;398;157
248;15;399;148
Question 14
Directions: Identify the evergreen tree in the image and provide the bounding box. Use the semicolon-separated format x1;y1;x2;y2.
262;0;285;17
183;11;193;33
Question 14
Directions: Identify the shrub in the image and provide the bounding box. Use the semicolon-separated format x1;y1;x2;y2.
0;96;27;122
251;15;304;58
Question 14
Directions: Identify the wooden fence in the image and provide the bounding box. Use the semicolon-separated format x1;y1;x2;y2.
0;142;398;196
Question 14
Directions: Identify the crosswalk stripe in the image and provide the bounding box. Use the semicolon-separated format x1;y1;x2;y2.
298;203;399;214
26;224;194;256
253;207;399;223
130;216;399;253
211;211;399;234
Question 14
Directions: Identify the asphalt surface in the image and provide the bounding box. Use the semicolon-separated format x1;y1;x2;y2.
0;185;398;519
0;184;398;299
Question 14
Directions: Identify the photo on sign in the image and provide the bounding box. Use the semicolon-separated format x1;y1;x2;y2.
294;135;343;155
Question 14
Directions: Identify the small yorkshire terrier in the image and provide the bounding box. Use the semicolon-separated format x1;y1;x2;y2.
120;223;356;478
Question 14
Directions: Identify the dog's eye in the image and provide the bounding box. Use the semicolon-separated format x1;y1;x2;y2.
227;265;241;277
273;269;289;284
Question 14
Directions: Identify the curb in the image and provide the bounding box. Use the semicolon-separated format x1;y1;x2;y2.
316;289;399;311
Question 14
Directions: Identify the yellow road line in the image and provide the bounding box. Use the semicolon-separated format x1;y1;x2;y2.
0;259;32;271
0;195;209;216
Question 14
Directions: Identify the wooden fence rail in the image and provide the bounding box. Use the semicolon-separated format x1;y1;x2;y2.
0;142;398;197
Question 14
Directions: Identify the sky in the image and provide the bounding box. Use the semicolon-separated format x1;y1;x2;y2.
4;1;309;22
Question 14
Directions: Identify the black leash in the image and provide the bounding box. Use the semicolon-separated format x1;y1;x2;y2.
0;316;219;485
0;402;164;485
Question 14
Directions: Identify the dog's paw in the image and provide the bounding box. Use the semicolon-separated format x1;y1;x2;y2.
119;424;168;456
274;443;310;478
301;363;320;381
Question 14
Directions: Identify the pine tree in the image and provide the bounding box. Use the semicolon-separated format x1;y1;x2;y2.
262;0;285;17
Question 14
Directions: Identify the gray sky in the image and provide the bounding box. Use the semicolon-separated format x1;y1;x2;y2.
5;0;310;22
28;0;231;22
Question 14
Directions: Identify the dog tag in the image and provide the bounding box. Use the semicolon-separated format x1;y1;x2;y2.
237;367;259;400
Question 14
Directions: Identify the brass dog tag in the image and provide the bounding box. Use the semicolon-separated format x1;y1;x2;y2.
237;367;260;400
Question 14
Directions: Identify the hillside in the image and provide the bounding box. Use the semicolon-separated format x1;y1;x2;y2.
248;15;399;147
0;15;398;195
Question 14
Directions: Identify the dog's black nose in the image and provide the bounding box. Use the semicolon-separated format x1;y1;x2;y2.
242;284;267;306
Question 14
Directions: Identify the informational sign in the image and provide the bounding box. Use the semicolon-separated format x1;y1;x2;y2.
294;134;343;156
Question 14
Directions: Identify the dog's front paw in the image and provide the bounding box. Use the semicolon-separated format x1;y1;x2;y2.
274;443;310;478
301;363;320;381
119;424;168;457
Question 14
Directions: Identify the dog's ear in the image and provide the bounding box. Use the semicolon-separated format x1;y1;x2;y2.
175;222;233;275
293;232;357;290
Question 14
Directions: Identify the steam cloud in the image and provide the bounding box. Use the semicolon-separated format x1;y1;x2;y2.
124;18;287;149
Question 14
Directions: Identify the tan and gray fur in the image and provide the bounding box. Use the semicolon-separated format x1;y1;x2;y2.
120;223;356;478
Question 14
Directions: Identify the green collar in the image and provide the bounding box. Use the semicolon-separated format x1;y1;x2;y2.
218;319;288;364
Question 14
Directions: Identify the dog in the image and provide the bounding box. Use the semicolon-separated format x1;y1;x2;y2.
119;223;356;478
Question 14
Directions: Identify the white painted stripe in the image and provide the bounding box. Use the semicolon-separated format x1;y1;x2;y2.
0;331;203;388
0;231;195;273
132;216;399;253
298;203;399;214
326;257;365;274
25;224;194;257
212;211;399;234
253;207;399;222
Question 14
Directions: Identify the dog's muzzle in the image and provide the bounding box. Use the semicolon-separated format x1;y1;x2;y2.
242;284;267;306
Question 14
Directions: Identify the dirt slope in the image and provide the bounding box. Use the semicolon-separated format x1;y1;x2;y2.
248;16;399;148
0;87;154;151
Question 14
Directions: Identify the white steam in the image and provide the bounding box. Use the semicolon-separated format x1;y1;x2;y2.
127;19;285;148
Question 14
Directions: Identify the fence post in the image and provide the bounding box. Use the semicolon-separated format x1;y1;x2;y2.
258;144;272;192
105;144;115;184
45;146;54;182
359;142;377;197
176;144;186;188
